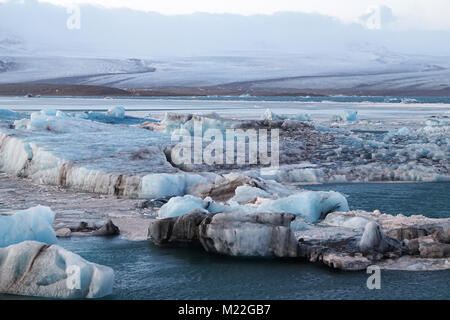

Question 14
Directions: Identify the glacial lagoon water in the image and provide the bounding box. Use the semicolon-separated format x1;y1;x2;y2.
302;182;450;219
1;182;448;300
55;182;448;300
0;96;448;299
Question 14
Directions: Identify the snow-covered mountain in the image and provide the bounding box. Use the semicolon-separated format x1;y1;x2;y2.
0;0;449;94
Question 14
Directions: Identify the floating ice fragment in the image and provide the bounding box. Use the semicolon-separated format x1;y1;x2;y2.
0;205;57;247
0;109;21;120
331;110;358;122
396;127;410;136
106;106;126;118
261;109;282;121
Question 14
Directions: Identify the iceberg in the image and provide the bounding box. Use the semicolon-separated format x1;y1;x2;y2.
140;173;208;199
0;206;57;247
396;127;410;136
261;108;282;121
0;109;21;120
158;195;233;218
331;110;358;122
159;195;209;219
261;109;312;122
161;112;231;135
1;110;178;198
231;185;270;204
0;241;114;299
256;191;349;223
106;106;126;118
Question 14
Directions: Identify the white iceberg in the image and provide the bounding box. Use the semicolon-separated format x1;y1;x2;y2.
0;206;57;248
0;241;114;299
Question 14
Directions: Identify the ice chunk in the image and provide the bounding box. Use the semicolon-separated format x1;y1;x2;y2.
106;106;126;118
323;212;373;230
261;109;311;122
396;127;410;136
261;108;282;121
140;173;207;199
159;195;209;219
332;110;358;122
0;134;33;174
425;119;449;127
0;241;114;299
231;185;271;204
0;109;21;120
40;109;58;116
15;110;77;133
199;212;298;257
158;195;233;218
256;191;349;223
290;218;310;231
161;112;231;135
292;113;312;121
0;206;57;247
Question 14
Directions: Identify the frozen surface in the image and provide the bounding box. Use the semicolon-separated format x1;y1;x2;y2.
0;241;114;299
0;205;57;247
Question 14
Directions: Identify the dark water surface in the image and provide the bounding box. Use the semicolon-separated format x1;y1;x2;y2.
301;182;450;218
54;236;449;300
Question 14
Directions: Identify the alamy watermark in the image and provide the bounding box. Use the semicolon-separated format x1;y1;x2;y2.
66;265;81;290
66;4;81;30
366;265;381;290
170;120;280;168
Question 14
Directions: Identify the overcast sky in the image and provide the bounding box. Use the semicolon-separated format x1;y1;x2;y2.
1;0;449;57
29;0;450;30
